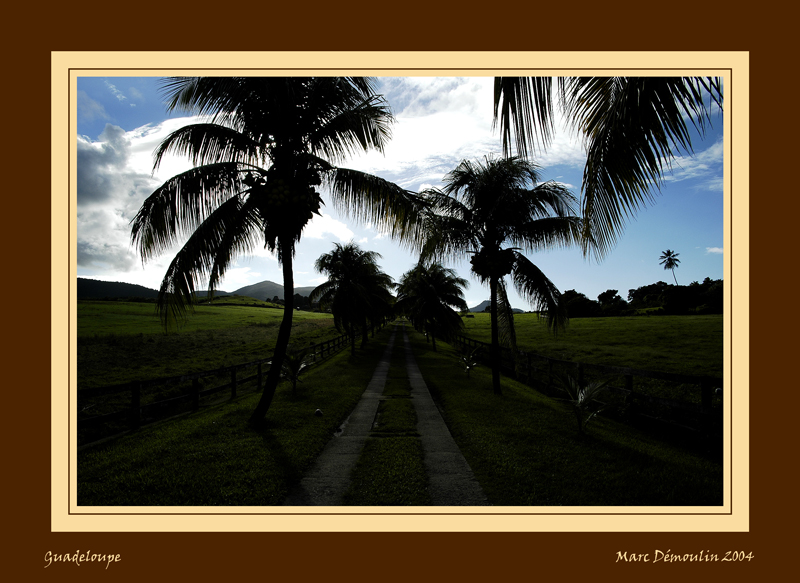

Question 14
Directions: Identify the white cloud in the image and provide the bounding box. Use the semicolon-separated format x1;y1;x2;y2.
706;247;723;254
340;77;587;192
302;213;355;242
104;80;127;102
661;138;724;189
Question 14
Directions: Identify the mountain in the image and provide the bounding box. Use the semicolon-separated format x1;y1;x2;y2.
230;280;317;300
77;278;160;299
77;277;317;301
468;300;525;313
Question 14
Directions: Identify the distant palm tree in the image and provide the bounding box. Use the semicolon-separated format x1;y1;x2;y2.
395;262;469;352
493;77;722;258
310;242;395;355
130;77;421;424
419;156;583;394
659;249;681;284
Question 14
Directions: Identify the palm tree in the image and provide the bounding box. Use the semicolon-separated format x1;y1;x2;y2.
395;262;469;352
493;77;723;257
310;242;395;355
419;156;582;394
659;249;681;284
130;77;420;424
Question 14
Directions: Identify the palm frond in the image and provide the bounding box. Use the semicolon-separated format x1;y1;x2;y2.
418;213;477;264
153;123;264;172
310;94;394;162
208;196;264;291
130;162;246;262
308;280;337;305
327;168;426;245
159;77;251;118
493;77;563;157
154;194;259;328
496;277;517;351
511;216;584;254
567;77;722;258
510;252;568;334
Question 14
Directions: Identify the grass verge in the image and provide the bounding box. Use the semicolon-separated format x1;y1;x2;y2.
461;313;723;377
77;327;394;506
410;329;723;506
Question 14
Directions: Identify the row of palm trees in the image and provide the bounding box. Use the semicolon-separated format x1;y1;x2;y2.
307;242;471;356
130;76;721;423
310;242;394;356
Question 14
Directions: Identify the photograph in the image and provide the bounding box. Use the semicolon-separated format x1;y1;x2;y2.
72;73;728;514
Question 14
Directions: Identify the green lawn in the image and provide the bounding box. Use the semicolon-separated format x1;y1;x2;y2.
462;312;723;378
78;326;395;506
77;319;724;507
409;329;723;506
78;301;341;388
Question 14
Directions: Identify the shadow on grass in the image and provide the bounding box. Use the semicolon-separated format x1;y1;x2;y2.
407;331;723;507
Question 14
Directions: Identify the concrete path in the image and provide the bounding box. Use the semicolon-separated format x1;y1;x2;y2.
281;327;397;506
403;327;488;506
282;322;487;506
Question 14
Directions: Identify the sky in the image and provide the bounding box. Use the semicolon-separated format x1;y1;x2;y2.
75;76;725;309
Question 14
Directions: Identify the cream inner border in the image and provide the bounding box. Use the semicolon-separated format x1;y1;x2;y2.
51;51;749;532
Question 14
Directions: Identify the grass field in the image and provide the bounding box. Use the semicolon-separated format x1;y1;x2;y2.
78;326;395;506
462;313;724;378
409;330;723;506
78;300;341;389
77;323;722;506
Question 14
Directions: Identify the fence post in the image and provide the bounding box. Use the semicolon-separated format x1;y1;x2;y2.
130;382;141;430
231;368;237;399
191;378;200;410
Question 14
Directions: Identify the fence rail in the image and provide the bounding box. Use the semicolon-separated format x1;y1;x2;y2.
78;332;354;445
453;334;723;434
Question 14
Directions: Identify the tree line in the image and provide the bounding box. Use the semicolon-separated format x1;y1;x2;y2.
562;277;723;318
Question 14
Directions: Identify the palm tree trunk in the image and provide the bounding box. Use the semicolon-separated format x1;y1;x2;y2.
249;239;295;423
489;274;502;395
672;270;678;285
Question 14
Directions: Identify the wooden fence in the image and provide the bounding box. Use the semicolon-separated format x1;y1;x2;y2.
78;332;353;445
453;334;723;435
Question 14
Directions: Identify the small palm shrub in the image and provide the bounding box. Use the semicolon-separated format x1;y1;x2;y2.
282;348;311;397
461;347;482;378
556;373;613;435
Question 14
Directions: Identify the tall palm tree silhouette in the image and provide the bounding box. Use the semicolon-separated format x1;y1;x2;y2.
131;77;420;423
659;249;681;284
419;156;582;394
310;242;394;355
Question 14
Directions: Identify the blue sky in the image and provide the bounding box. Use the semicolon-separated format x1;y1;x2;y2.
75;76;724;309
